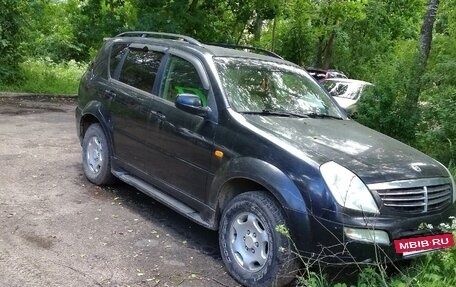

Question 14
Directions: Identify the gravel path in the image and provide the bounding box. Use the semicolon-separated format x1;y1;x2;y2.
0;96;239;287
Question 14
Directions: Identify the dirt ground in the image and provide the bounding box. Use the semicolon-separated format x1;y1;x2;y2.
0;96;239;287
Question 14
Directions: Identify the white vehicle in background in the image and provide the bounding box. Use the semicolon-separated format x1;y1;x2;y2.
321;78;373;115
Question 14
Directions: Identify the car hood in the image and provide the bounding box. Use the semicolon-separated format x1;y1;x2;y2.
242;115;448;184
333;97;357;109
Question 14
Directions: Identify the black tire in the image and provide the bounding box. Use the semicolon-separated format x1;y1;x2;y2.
219;191;299;287
82;123;116;185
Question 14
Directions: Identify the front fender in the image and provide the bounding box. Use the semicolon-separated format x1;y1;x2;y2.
210;157;309;214
210;157;313;248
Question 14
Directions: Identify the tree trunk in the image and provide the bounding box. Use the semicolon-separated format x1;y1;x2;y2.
271;17;277;51
314;36;325;68
188;0;199;13
253;13;263;42
402;0;440;143
406;0;440;106
322;30;336;69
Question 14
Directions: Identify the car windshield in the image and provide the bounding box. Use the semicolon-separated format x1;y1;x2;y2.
214;57;344;118
322;80;372;100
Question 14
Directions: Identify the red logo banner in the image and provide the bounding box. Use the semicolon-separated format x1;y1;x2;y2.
394;233;454;254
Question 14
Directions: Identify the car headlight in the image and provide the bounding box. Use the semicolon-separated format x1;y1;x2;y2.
320;161;379;214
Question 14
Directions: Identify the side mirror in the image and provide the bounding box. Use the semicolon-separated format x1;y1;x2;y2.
175;93;211;117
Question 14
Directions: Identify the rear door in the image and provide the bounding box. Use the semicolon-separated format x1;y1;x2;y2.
108;42;166;173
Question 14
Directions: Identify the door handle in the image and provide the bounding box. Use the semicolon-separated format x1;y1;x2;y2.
150;110;166;121
104;90;117;99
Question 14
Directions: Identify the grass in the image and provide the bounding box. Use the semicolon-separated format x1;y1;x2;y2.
0;58;87;95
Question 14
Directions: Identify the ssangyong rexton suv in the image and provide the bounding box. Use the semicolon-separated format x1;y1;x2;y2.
76;31;456;287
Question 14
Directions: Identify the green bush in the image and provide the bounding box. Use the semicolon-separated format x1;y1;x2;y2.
416;86;456;167
0;58;87;94
0;0;25;84
414;34;456;167
355;40;418;144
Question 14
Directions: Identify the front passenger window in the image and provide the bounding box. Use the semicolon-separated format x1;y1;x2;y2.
161;56;208;106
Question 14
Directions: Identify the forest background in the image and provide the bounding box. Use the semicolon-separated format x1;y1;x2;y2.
1;1;456;285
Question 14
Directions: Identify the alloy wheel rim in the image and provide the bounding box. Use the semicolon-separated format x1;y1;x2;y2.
86;136;103;174
228;212;269;272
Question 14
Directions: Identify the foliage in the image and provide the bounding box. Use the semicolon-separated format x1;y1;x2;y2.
354;0;456;160
130;0;283;44
415;0;456;167
417;85;456;166
334;0;425;79
0;0;25;84
0;58;86;94
72;0;135;60
355;40;418;143
20;0;84;62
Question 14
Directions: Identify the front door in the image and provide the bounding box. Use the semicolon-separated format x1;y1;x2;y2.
149;54;216;203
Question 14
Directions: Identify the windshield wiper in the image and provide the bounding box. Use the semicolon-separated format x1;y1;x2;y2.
240;109;310;118
304;112;343;120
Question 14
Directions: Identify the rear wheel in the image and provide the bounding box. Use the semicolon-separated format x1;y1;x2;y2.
219;191;298;287
82;123;115;185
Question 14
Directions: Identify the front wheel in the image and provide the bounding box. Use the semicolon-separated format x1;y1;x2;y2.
219;192;298;287
82;123;115;185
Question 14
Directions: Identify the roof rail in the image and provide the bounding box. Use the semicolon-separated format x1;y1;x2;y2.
205;43;283;59
115;31;202;46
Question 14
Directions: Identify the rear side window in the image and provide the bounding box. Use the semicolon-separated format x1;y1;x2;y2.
118;47;164;93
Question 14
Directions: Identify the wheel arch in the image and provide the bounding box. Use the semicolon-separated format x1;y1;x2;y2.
78;101;113;149
210;157;310;229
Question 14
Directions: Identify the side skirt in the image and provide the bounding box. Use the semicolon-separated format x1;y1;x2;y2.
111;169;216;230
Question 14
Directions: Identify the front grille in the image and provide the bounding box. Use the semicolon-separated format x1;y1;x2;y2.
367;178;453;213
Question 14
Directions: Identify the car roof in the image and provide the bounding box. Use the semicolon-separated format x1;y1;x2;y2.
109;32;297;67
200;44;292;63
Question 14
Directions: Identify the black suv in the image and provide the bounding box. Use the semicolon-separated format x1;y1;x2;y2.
76;32;455;287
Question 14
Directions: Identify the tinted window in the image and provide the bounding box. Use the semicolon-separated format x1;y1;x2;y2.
109;43;128;79
118;47;164;93
161;56;208;106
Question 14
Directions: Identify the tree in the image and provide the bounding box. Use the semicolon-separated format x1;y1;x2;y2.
333;0;424;79
0;0;25;83
406;0;440;106
72;0;133;60
312;0;366;69
395;0;440;142
21;0;85;62
413;0;456;166
272;0;366;68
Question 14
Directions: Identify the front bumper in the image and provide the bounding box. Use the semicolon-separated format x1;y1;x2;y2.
290;203;456;264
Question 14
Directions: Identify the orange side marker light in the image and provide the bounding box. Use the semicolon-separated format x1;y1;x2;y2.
214;150;224;158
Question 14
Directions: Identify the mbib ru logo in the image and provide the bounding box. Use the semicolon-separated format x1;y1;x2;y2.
394;233;454;253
